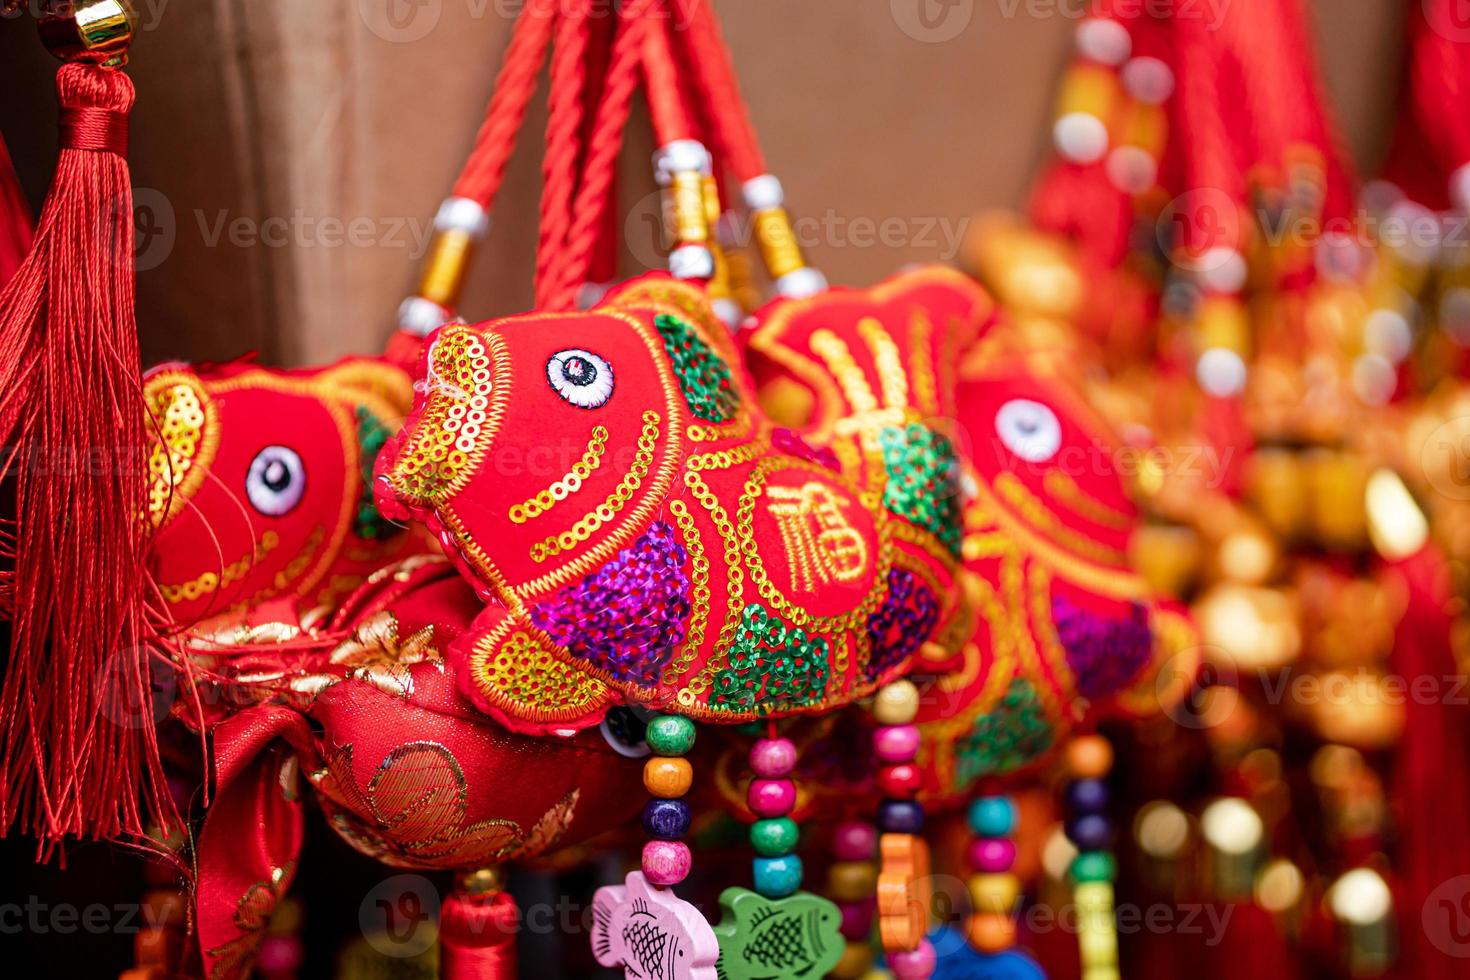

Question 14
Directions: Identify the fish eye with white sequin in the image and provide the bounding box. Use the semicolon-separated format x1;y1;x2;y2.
547;348;614;408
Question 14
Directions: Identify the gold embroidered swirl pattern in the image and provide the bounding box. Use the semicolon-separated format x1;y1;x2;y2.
508;425;609;524
529;411;660;564
993;471;1128;567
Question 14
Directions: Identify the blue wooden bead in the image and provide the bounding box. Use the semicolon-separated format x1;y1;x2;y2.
967;796;1018;838
1066;813;1114;851
1065;778;1110;816
752;854;804;898
641;798;692;840
878;799;925;834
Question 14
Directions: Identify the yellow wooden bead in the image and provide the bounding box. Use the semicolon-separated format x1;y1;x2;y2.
643;757;693;798
873;680;919;726
966;912;1017;954
827;861;878;903
968;873;1020;914
1065;735;1114;779
829;941;874;978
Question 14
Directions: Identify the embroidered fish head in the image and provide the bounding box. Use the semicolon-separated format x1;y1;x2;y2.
376;275;754;607
958;358;1139;571
145;358;419;624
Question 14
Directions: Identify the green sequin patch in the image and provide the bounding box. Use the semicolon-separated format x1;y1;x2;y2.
953;678;1055;788
654;313;739;423
879;423;961;556
353;405;399;540
710;604;829;714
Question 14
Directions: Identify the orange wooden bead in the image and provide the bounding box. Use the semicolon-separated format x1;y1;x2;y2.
643;756;694;798
966;912;1017;953
1065;735;1114;779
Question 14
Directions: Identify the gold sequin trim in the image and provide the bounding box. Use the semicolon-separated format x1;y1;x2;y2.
529;412;659;564
508;426;609;524
386;327;506;507
144;372;219;526
470;621;610;719
159;531;279;604
992;471;1129;568
679;469;747;708
1042;470;1133;531
907;309;939;417
660;500;710;686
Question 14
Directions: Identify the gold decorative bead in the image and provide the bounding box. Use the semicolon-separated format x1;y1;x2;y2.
966;912;1017;954
968;873;1020;914
1065;735;1113;779
873;680;920;726
458;867;506;896
828;861;878;902
643;757;694;798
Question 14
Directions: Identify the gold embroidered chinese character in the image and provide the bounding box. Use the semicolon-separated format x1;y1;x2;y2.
766;481;870;592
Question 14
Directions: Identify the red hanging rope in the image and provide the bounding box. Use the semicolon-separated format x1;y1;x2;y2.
535;0;593;308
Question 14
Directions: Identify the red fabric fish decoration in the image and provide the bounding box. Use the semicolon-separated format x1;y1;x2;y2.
143;357;437;626
376;272;988;735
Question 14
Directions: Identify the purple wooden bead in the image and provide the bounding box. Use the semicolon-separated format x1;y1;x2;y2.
889;938;937;979
839;899;874;940
642;840;692;886
877;799;924;834
748;778;797;818
968;837;1017;873
1065;777;1110;816
641;797;692;840
1066;813;1115;851
750;737;798;777
873;724;921;763
832;821;877;861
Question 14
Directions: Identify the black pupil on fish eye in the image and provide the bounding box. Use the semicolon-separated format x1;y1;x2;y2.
263;458;291;492
562;355;597;386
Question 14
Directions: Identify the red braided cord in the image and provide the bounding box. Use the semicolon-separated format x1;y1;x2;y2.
641;1;695;145
673;0;766;181
451;0;557;207
1410;0;1470;192
546;0;655;310
535;0;592;308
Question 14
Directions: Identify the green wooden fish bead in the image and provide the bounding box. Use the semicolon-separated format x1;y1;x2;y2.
712;886;843;980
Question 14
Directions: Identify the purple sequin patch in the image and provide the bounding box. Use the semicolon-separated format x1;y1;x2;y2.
530;521;691;687
864;568;940;680
1052;595;1152;699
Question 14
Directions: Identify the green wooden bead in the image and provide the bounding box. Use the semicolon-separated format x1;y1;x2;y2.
749;817;799;857
645;715;697;756
1071;850;1117;883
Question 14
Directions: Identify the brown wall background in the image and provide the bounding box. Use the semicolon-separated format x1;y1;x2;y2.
0;0;1403;368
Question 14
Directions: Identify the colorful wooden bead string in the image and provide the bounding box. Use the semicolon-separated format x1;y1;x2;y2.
828;820;880;978
872;679;937;978
641;713;699;886
1064;734;1120;980
591;712;720;979
965;793;1023;956
710;726;845;979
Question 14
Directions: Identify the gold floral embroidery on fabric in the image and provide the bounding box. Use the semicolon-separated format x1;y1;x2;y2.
205;861;294;980
858;316;909;409
765;481;871;593
310;741;580;868
529;411;660;564
144;371;219;526
810;328;879;414
387;326;507;507
508;425;609;524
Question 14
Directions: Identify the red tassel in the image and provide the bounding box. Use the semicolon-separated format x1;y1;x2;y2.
0;133;31;290
1387;545;1470;980
439;887;519;980
0;61;181;847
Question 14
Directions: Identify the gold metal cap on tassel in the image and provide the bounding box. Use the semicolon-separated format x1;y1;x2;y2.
37;0;135;67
